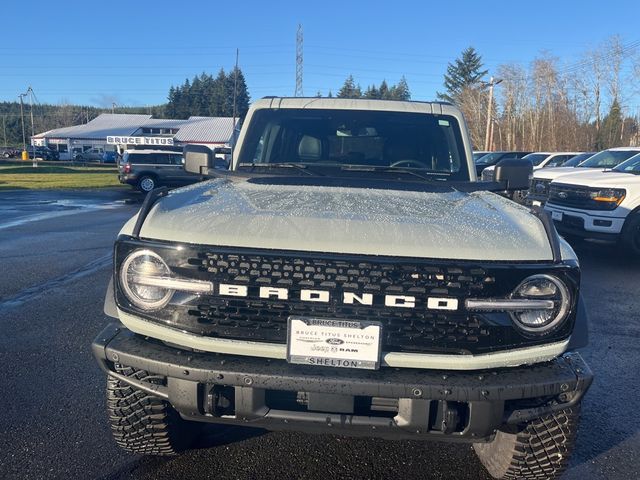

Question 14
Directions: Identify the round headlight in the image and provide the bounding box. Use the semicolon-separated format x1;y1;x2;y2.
510;274;571;334
120;250;173;311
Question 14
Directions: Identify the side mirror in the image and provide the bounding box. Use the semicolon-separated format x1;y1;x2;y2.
183;144;214;175
494;158;532;190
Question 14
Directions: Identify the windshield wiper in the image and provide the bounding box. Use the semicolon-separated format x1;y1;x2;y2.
237;162;322;176
340;165;448;181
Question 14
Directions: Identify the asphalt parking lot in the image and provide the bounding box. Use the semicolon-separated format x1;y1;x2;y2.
0;189;638;480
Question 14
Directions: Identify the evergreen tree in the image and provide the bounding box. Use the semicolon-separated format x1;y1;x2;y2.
227;67;250;118
165;86;178;118
378;80;390;100
337;75;361;98
209;69;228;116
437;47;488;103
364;85;379;99
393;76;411;101
596;98;623;149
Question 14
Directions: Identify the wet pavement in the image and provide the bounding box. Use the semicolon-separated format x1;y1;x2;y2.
0;189;638;480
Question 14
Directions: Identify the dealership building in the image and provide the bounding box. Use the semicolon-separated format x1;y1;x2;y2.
31;114;237;160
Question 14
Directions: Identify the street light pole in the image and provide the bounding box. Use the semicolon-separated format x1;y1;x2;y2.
484;77;502;151
27;87;37;167
27;87;35;139
18;93;27;155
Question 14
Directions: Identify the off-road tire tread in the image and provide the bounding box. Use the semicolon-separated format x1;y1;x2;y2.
106;364;197;456
474;406;580;480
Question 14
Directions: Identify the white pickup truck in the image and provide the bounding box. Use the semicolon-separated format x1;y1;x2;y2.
527;147;640;205
544;153;640;254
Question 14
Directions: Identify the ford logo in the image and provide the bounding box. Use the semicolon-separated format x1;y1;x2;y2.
326;338;344;345
558;192;568;199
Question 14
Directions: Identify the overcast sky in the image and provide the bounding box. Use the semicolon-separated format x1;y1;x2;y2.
1;0;638;110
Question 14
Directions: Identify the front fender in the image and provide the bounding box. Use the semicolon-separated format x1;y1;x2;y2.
567;295;589;350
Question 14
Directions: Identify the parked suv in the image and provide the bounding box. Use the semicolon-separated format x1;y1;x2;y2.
545;153;640;253
117;149;201;192
94;98;592;480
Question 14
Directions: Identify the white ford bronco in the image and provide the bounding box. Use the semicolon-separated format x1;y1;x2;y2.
545;153;640;255
93;98;592;479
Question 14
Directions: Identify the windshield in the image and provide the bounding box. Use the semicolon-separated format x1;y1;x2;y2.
578;149;640;168
237;108;469;180
562;153;593;167
475;152;504;165
473;152;488;162
612;153;640;173
522;153;550;166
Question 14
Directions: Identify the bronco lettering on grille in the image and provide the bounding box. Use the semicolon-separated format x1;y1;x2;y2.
218;283;458;310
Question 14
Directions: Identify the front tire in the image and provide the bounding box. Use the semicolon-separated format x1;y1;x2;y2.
106;365;201;456
621;213;640;256
138;175;156;193
473;406;581;480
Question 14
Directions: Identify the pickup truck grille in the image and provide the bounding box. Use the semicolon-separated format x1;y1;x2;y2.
530;178;551;197
548;183;618;211
115;240;578;356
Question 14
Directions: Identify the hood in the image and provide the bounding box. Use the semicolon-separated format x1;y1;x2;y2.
550;170;640;187
128;179;555;261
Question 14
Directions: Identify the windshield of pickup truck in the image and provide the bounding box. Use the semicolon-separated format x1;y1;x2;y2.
237;108;470;180
612;153;640;173
522;153;550;166
578;149;640;168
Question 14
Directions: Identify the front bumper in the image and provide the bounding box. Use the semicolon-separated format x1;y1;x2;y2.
93;323;592;442
545;204;625;240
524;193;548;206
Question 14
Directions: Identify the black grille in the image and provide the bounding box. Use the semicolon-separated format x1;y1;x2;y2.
192;298;493;352
559;214;585;230
115;239;579;355
187;252;495;354
530;178;551;197
548;183;616;211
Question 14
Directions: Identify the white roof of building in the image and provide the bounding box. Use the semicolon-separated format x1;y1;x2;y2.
35;114;152;140
33;113;235;144
174;117;238;143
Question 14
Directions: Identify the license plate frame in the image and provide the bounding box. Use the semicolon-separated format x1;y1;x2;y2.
551;211;563;221
286;317;382;370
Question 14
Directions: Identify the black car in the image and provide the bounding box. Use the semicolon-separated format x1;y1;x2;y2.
475;151;531;176
26;146;59;161
0;147;21;158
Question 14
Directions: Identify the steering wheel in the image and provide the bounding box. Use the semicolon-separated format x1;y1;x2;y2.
390;159;430;169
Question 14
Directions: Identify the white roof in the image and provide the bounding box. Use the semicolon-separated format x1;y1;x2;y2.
173;117;237;144
33;113;235;144
35;113;152;140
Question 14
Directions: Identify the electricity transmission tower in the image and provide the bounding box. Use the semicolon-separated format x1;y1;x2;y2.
295;24;303;97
